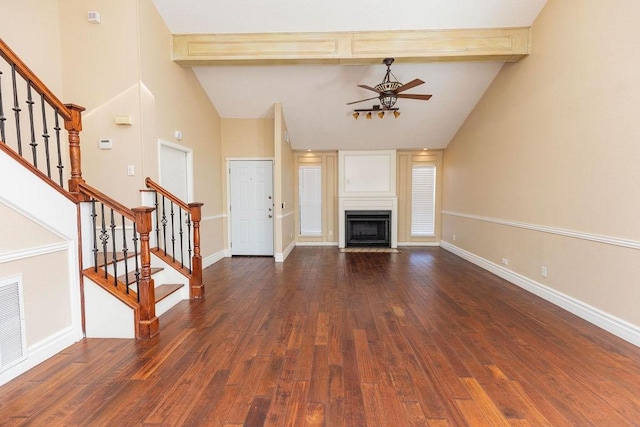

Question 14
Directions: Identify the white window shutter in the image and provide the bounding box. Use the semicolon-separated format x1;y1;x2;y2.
299;165;322;235
411;165;436;236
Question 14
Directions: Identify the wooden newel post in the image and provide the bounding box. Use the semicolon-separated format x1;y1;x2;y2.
189;202;204;299
64;103;88;201
132;206;159;338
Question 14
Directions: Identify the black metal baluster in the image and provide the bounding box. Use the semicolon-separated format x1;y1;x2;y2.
26;83;37;167
132;222;140;302
91;200;98;273
170;202;176;263
99;203;109;280
110;209;118;287
186;212;192;273
0;70;6;143
40;94;51;178
179;209;184;268
11;64;22;155
54;110;63;187
161;196;167;256
122;216;130;295
154;192;159;249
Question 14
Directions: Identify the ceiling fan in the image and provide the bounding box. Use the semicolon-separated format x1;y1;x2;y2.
347;58;432;109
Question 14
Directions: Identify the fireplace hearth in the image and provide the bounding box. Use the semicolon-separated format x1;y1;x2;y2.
345;210;391;247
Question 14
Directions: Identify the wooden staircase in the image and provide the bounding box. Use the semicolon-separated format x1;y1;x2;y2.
0;37;204;339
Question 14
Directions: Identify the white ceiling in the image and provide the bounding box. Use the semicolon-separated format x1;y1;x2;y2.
152;0;547;151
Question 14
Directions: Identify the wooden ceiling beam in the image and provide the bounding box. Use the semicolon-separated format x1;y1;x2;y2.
172;27;530;66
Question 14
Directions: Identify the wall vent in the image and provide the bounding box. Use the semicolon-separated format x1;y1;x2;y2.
0;275;27;372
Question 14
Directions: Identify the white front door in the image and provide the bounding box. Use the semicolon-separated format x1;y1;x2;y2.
229;160;274;256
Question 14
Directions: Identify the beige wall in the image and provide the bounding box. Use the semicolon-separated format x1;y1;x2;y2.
0;251;72;346
0;0;63;95
442;0;640;326
0;203;63;252
397;150;442;244
293;151;339;244
274;104;295;256
221;118;275;159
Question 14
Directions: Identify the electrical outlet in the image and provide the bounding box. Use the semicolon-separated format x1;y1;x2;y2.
541;266;548;277
501;257;509;266
452;234;456;241
127;165;134;176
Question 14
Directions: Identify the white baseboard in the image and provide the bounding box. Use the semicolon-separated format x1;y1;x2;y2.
295;241;339;247
397;241;440;247
275;240;296;263
440;241;640;347
203;249;229;268
0;325;79;386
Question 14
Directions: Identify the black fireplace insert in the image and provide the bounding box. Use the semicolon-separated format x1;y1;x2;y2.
345;210;391;247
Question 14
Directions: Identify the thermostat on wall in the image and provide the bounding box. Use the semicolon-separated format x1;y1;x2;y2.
99;139;113;150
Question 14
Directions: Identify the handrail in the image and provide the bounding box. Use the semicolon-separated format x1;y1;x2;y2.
145;177;189;211
0;38;71;120
78;182;135;221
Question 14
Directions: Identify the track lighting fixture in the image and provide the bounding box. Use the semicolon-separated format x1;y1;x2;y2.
351;105;400;120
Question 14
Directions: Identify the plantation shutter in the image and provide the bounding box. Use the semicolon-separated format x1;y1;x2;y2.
299;165;322;235
411;165;436;236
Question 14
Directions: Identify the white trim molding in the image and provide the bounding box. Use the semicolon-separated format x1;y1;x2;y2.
0;325;77;386
275;240;296;263
202;249;228;268
0;242;69;264
295;241;339;247
442;211;640;250
440;241;640;347
398;241;440;247
202;214;226;222
277;211;295;220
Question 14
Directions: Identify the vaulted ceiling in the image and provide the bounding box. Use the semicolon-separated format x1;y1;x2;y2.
151;0;547;151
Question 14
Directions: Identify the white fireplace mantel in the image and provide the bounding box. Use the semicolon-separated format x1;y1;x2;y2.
338;150;397;248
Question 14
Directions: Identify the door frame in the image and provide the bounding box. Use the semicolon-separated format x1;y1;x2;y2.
158;139;194;203
226;157;275;255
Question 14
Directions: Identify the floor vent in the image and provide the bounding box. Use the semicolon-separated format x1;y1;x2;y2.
0;275;27;372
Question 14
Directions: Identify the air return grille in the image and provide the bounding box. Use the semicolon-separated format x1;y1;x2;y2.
0;275;27;372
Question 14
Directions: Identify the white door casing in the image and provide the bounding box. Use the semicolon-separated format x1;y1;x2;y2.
229;160;274;256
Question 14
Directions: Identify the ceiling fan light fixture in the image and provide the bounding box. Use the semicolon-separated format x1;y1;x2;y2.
378;111;384;119
366;112;372;119
394;111;401;118
352;112;359;119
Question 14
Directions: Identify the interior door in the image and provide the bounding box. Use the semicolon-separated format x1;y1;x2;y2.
159;143;190;202
229;160;274;256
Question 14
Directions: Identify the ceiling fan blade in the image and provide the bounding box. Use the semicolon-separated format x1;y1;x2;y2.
357;84;382;93
346;96;380;105
396;93;432;101
394;79;425;93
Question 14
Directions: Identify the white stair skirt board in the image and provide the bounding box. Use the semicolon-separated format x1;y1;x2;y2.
84;279;135;339
440;241;640;348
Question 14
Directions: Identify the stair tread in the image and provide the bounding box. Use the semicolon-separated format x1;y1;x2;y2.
155;283;184;303
117;267;163;285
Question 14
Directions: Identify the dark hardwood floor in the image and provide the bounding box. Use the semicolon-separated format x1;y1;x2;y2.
2;247;640;426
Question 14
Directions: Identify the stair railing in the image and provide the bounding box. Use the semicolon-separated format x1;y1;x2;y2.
144;177;204;299
79;182;158;338
0;38;85;199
